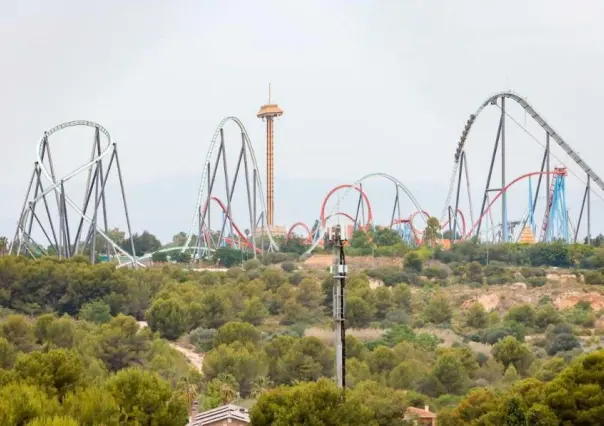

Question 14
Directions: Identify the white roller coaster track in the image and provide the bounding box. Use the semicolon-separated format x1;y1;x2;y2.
442;91;604;224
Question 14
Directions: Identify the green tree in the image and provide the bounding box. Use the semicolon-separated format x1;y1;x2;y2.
278;337;333;384
373;227;400;247
25;416;80;426
492;336;532;371
105;368;188;426
502;396;528;426
250;378;374;426
14;348;84;399
403;251;423;272
214;322;261;347
346;296;376;328
125;231;162;256
63;386;121;426
423;217;442;247
0;336;17;369
203;342;268;396
240;297;269;326
0;314;36;352
146;298;189;340
78;300;112;324
151;251;168;262
0;382;60;426
464;302;488;328
433;354;469;394
424;292;452;324
96;315;150;372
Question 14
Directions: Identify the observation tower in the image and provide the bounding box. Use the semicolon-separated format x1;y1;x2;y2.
257;84;283;229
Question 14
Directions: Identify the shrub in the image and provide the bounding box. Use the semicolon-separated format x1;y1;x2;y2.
281;261;297;273
189;327;217;352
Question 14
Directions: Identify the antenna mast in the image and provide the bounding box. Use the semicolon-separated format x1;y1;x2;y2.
329;224;348;392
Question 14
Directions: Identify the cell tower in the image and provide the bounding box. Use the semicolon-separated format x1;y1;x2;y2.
256;84;283;228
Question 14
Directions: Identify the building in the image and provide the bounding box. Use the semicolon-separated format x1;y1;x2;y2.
188;404;250;426
404;405;437;426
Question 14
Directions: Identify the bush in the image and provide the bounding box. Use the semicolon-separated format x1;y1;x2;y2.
527;276;547;287
281;261;297;273
189;327;217;352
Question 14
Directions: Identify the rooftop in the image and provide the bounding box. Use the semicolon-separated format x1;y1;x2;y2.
188;404;250;426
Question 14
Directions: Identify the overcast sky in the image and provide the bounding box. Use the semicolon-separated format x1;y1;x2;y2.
2;0;604;244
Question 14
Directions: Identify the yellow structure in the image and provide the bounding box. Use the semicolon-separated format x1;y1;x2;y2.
257;84;283;228
519;226;536;244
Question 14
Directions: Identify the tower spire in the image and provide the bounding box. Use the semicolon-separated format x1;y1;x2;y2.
257;85;283;228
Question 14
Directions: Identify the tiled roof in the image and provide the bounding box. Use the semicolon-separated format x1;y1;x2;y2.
188;404;250;425
406;406;437;419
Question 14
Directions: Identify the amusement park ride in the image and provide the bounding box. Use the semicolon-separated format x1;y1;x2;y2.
8;91;604;266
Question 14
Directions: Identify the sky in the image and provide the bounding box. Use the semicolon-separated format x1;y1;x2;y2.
2;0;604;245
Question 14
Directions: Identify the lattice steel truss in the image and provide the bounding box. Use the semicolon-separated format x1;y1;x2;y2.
9;121;140;267
182;117;278;260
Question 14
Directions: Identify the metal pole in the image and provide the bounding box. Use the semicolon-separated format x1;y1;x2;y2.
114;145;136;265
452;152;464;241
501;97;508;242
546;132;551;211
330;225;347;391
476;115;503;237
575;184;589;243
587;174;591;244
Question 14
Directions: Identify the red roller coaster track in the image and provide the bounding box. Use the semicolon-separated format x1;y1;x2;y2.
319;184;373;229
461;169;566;241
201;196;262;254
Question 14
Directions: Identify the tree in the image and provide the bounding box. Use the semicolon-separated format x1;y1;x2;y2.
373;227;400;247
465;302;488;328
0;382;60;426
151;251;168;262
250;378;374;426
346;296;376;328
14;349;84;399
350;230;372;250
172;232;188;246
424;292;452;325
0;236;8;256
213;322;261;347
62;386;120;426
78;300;112;324
214;247;246;267
423;217;442;247
433;354;469;395
240;297;269;326
146;298;189;340
203;342;268;396
0;315;36;352
0;337;17;369
125;231;162;256
105;368;188;426
403;251;423;272
96;315;150;372
25;416;80;426
492;336;532;371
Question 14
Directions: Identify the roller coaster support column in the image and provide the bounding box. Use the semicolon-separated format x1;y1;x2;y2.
452;152;464;242
476;114;503;239
329;225;347;391
575;174;592;244
501;98;508;242
588;175;591;244
546;132;551;211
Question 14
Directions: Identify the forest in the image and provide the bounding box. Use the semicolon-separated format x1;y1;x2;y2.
1;229;604;424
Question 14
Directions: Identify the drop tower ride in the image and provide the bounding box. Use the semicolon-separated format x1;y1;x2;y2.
256;84;283;228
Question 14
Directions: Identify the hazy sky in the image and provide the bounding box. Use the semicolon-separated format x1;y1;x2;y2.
2;0;604;243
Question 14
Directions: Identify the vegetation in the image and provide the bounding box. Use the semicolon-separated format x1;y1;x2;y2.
2;229;604;424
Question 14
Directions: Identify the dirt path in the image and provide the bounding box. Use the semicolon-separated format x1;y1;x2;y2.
137;321;203;373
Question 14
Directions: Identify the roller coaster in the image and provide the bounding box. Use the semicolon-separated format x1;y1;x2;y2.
8;91;604;266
